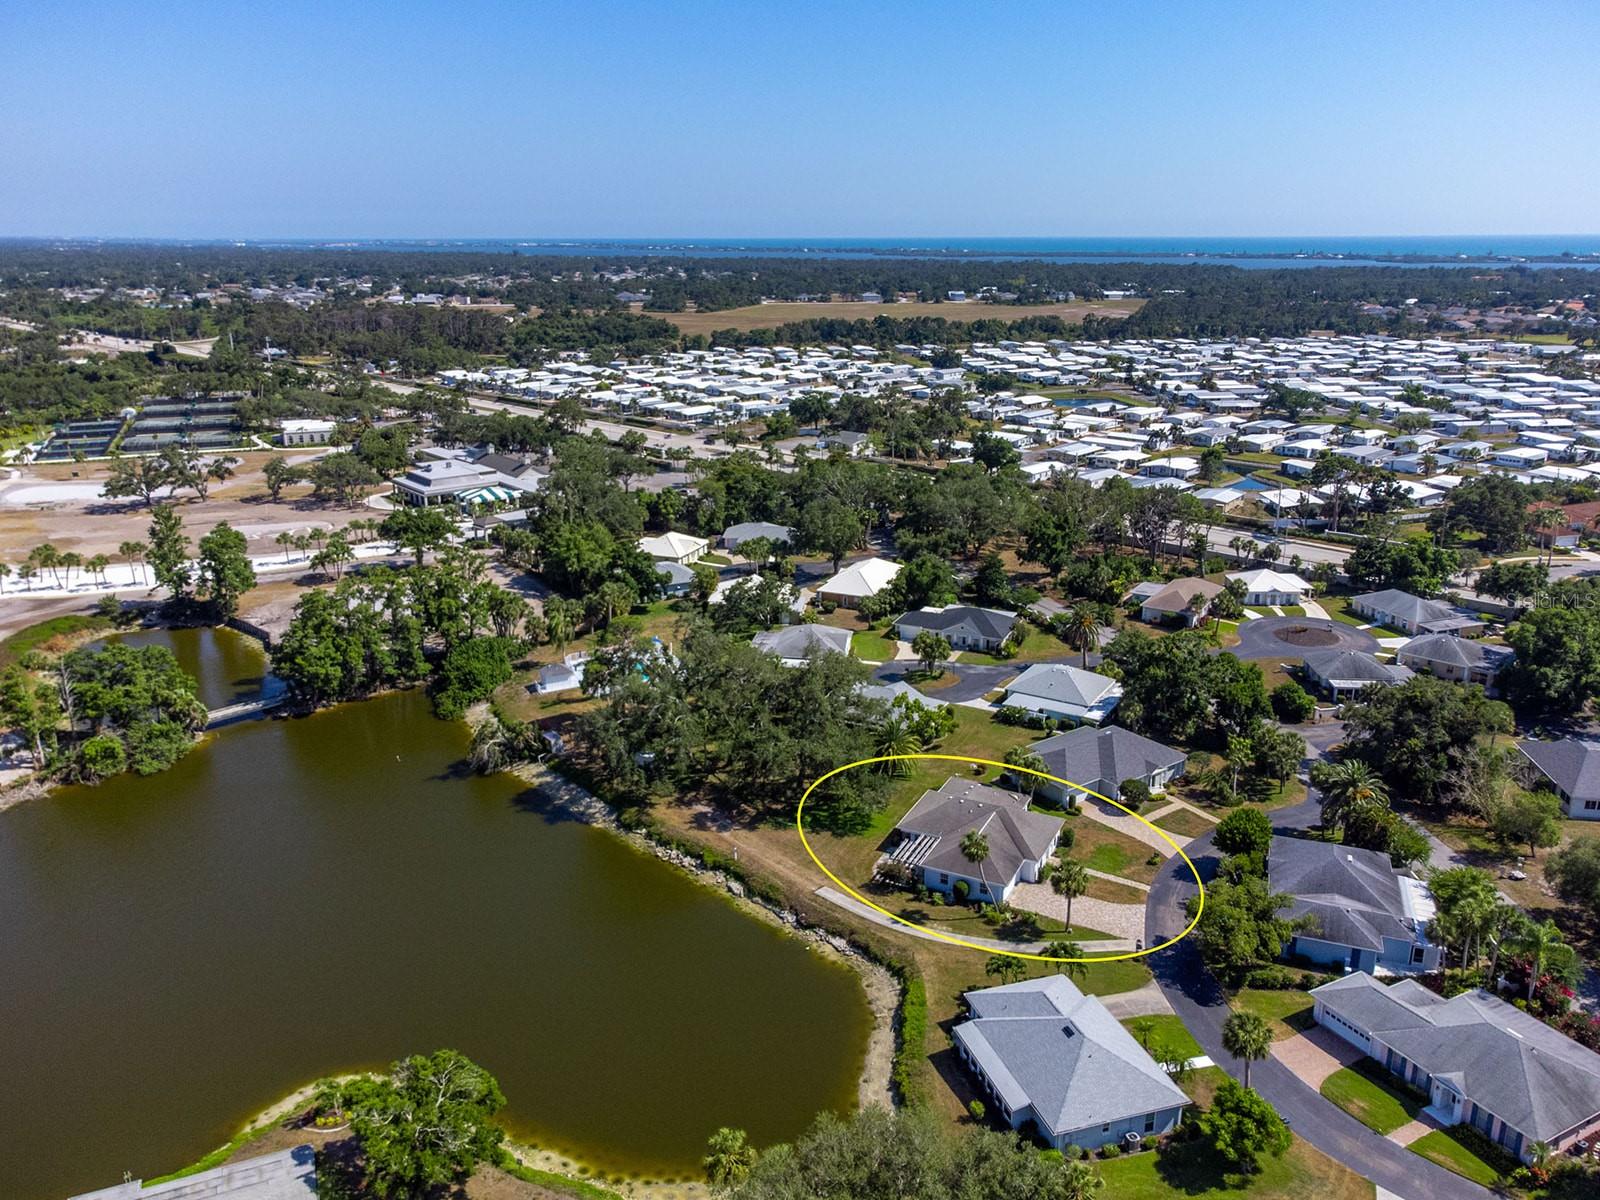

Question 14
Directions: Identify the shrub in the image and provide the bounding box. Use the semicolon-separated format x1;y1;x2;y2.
1119;778;1153;811
953;880;970;903
1214;806;1273;857
968;1099;986;1121
1270;680;1317;723
1059;826;1076;851
1099;1143;1122;1159
430;636;518;719
891;971;929;1107
1243;966;1299;990
1062;1144;1085;1161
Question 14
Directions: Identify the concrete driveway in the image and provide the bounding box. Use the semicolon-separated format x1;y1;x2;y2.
1272;1024;1365;1089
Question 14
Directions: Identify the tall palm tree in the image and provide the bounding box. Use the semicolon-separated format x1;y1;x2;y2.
1222;1011;1272;1088
1003;746;1046;797
960;829;990;873
1051;860;1090;932
119;540;148;585
1063;604;1101;668
1316;760;1389;831
702;1127;757;1195
1530;507;1563;566
1513;919;1570;1002
0;563;10;594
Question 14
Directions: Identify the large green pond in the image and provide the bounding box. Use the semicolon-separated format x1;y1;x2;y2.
0;632;871;1199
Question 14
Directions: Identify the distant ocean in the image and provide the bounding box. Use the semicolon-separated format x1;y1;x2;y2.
283;234;1600;270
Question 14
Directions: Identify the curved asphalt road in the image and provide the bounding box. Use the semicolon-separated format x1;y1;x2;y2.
1144;793;1495;1200
1233;616;1380;660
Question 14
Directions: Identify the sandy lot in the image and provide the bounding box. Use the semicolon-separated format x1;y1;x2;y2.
0;451;375;562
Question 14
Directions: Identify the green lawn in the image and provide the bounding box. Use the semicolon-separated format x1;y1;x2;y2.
851;630;900;662
1407;1129;1503;1187
1084;874;1150;903
1319;1066;1422;1135
0;613;114;668
1097;1127;1375;1200
1279;605;1306;617
1232;989;1316;1040
1067;818;1163;884
1122;1014;1203;1062
700;552;732;566
958;627;1077;666
1152;806;1215;839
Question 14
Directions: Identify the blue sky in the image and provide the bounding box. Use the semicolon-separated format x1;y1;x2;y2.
1;1;1596;238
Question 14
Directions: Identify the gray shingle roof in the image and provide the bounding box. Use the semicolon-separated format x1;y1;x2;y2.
1006;663;1120;707
894;778;1062;889
721;520;795;546
1028;726;1186;795
1302;649;1413;686
954;976;1189;1137
893;605;1017;642
1519;737;1600;804
1313;973;1600;1142
1268;835;1420;952
1352;588;1459;627
1399;634;1512;671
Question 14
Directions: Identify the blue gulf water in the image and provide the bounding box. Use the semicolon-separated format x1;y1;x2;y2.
193;234;1600;269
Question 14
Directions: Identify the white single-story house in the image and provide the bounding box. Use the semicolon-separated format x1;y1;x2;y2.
817;556;901;608
1349;589;1483;636
884;776;1062;903
953;976;1190;1152
1002;663;1122;725
534;652;590;695
1301;649;1413;700
1028;725;1187;805
1517;737;1600;820
1226;568;1312;607
1310;973;1600;1163
1269;836;1440;974
1396;634;1512;696
816;431;871;456
638;531;709;564
892;605;1017;652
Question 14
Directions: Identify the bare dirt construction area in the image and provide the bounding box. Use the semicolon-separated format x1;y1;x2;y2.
659;298;1143;337
0;451;371;564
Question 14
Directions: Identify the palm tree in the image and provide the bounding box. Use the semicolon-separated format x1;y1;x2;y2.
275;530;296;562
1057;1159;1104;1200
984;953;1026;985
1222;1011;1272;1088
1042;940;1089;984
1063;603;1101;668
1051;860;1090;932
86;553;110;587
1483;904;1529;990
875;716;922;776
1003;746;1046;797
702;1127;757;1194
1316;760;1389;831
119;540;148;585
1513;919;1570;1002
0;563;10;594
960;829;990;872
1530;507;1563;566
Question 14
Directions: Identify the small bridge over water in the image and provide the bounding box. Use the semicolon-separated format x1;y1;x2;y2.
204;694;288;729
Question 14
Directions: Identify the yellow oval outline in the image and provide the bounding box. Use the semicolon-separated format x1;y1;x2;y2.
796;753;1204;963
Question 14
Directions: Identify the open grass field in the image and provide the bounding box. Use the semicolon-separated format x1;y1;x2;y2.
851;629;900;662
1319;1065;1423;1135
1231;988;1316;1040
1066;815;1163;884
659;298;1143;337
1084;874;1151;903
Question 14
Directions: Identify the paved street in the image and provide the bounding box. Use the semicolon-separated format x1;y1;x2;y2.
1143;794;1496;1200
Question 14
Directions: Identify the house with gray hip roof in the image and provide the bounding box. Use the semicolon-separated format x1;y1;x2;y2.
1310;972;1600;1162
892;604;1018;652
885;777;1062;903
720;520;795;552
1396;633;1513;696
1351;588;1485;636
751;623;853;666
1027;725;1187;805
1269;835;1440;974
953;975;1190;1151
1002;662;1123;725
1301;648;1413;700
1518;737;1600;821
